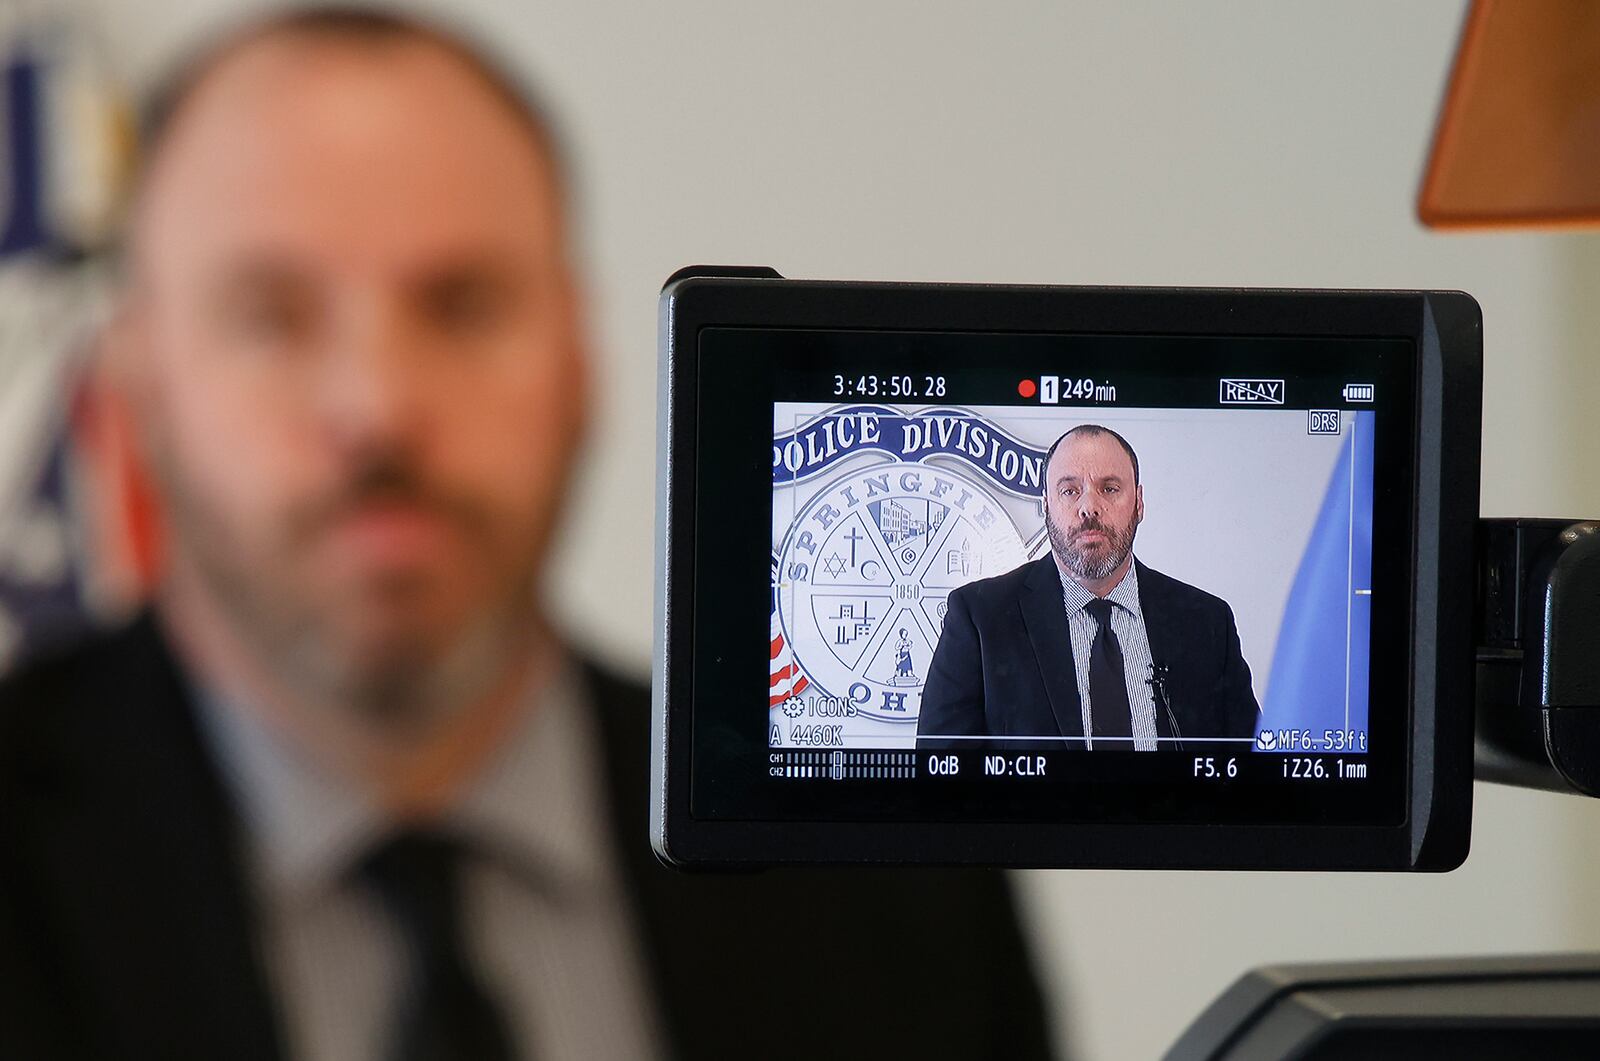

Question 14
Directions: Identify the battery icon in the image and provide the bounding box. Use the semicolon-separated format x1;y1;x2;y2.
1342;383;1375;402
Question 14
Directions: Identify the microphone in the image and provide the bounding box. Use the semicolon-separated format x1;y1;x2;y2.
1148;663;1184;751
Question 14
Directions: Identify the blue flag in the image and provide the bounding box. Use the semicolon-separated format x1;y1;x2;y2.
1260;411;1374;739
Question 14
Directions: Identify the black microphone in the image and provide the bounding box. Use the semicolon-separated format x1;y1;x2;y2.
1148;663;1184;751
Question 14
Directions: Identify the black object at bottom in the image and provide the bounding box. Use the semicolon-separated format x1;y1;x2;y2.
1166;953;1600;1060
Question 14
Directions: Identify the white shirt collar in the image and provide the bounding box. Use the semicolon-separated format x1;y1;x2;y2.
195;651;609;909
1056;555;1143;618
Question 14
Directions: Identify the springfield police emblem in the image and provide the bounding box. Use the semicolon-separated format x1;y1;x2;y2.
772;404;1048;748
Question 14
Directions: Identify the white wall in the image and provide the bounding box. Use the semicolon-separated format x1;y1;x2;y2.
84;1;1600;1058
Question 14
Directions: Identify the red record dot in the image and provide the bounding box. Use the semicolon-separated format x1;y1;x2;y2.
1017;378;1037;398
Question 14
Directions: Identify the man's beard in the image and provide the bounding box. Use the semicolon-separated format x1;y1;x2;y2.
1046;505;1137;582
153;443;541;734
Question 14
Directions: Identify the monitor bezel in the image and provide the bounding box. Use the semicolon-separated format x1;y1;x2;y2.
652;271;1480;870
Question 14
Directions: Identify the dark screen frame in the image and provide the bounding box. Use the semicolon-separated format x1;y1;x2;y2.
717;330;1408;823
652;271;1481;870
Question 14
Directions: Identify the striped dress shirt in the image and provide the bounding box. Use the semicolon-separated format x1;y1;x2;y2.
1057;558;1161;750
197;653;664;1061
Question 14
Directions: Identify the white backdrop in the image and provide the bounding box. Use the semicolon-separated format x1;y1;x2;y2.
77;1;1600;1057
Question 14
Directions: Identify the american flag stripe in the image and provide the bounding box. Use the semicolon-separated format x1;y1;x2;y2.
770;554;808;708
769;675;808;708
769;601;807;707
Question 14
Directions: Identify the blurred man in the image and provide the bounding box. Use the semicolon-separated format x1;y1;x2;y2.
0;7;1052;1060
919;424;1258;749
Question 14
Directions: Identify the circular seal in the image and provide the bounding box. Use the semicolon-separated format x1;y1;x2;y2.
776;460;1027;722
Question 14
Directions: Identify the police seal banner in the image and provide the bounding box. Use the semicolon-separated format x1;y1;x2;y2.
772;405;1041;746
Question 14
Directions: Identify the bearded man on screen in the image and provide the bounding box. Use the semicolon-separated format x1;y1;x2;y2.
918;424;1260;749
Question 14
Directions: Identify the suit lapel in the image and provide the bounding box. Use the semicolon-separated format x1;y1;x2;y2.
23;617;284;1060
1018;557;1085;740
586;661;691;1058
1136;559;1191;741
1135;559;1177;676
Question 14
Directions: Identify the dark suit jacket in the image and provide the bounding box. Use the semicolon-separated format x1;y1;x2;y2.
918;556;1259;745
0;616;1053;1060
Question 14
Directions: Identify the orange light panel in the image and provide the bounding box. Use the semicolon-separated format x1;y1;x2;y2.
1419;0;1600;230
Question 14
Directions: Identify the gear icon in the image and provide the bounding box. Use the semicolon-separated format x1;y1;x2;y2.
782;696;806;719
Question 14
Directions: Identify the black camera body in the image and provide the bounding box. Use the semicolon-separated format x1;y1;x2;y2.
1476;518;1600;797
653;267;1482;870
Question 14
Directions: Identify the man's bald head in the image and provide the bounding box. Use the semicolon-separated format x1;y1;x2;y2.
132;6;568;235
111;5;589;744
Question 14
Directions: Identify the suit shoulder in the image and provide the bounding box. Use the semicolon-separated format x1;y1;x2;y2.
0;625;132;733
949;556;1047;613
1138;562;1234;618
0;618;180;797
647;865;1052;1058
574;648;652;813
575;650;650;714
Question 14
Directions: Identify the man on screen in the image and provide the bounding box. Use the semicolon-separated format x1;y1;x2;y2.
917;424;1259;748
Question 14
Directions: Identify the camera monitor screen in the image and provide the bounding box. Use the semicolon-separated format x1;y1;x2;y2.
655;273;1480;870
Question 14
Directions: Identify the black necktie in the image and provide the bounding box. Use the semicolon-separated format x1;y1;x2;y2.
359;830;518;1061
1085;597;1133;745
